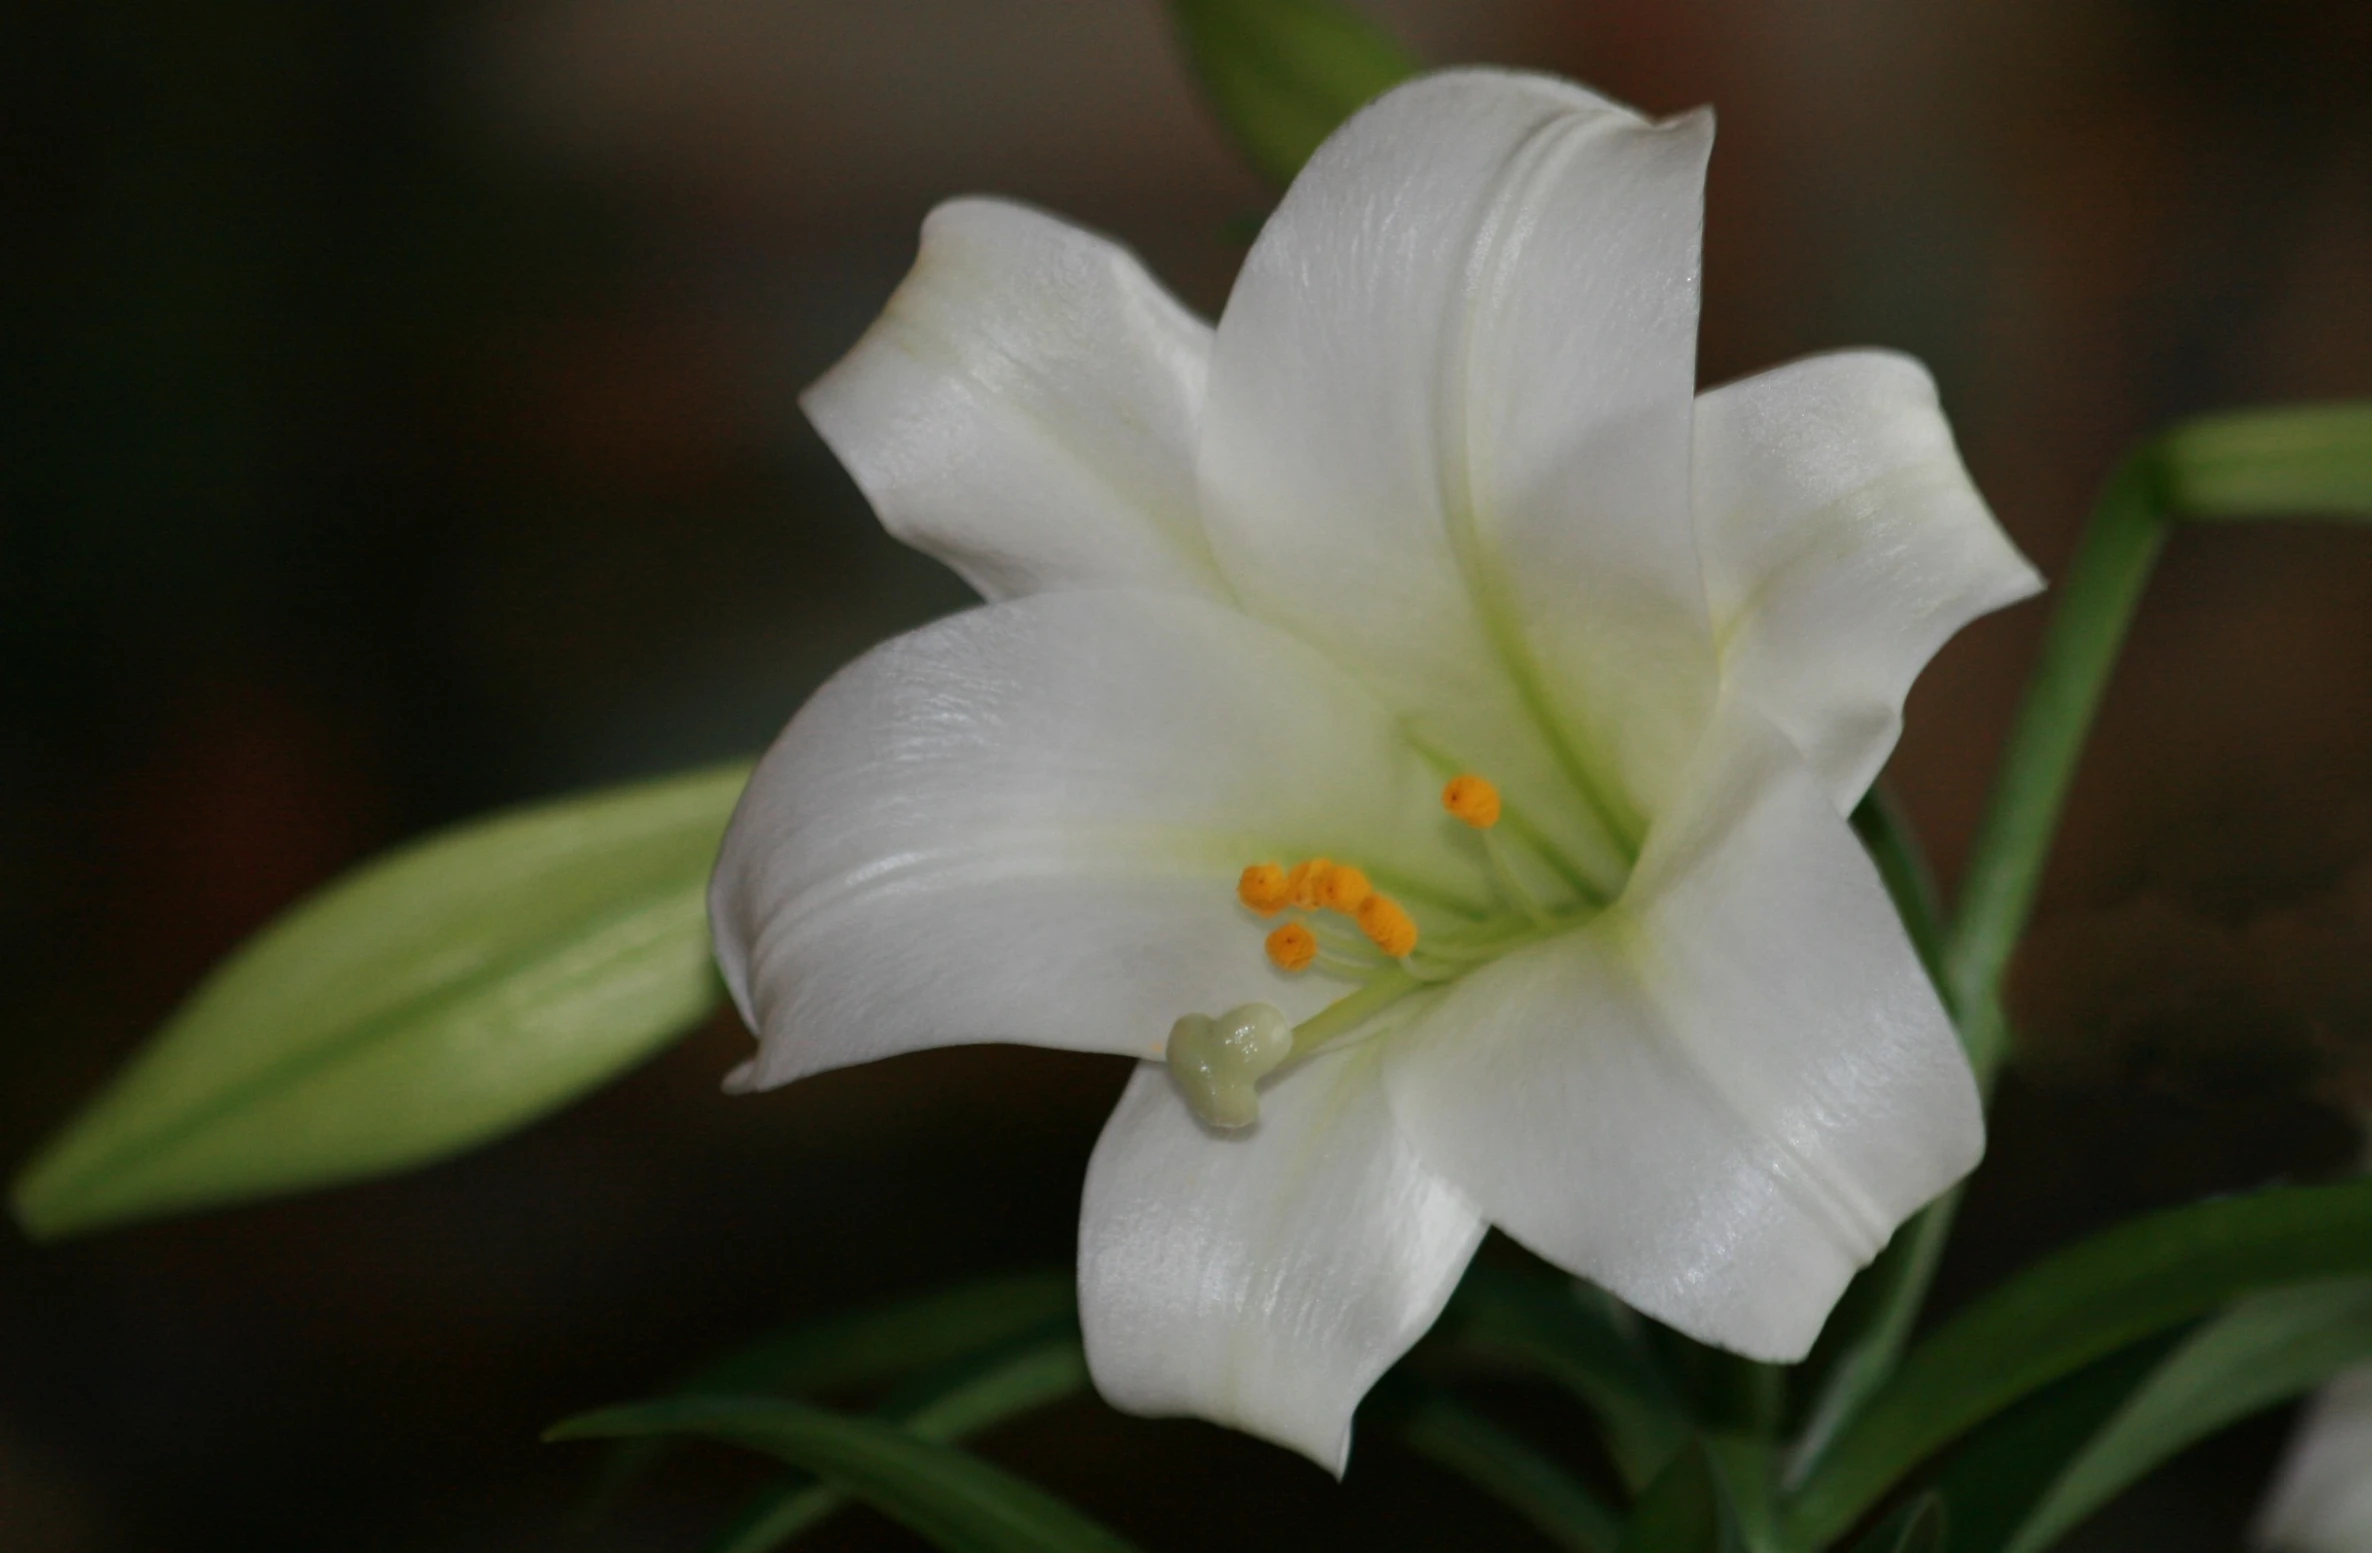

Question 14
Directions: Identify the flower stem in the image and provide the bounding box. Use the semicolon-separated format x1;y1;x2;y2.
1779;402;2372;1511
1942;401;2372;1085
1939;453;2167;1079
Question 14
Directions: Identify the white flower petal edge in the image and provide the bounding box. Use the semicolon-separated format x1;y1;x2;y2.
1383;699;1981;1361
710;589;1486;1091
1080;1038;1484;1475
802;197;1228;603
1197;70;1719;883
1693;351;2045;812
2255;1367;2372;1552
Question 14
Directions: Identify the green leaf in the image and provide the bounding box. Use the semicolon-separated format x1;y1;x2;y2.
704;1334;1091;1553
1377;1378;1621;1553
13;763;749;1238
1700;1433;1782;1551
1440;1262;1690;1492
598;1270;1077;1500
1785;1177;2372;1546
1850;1494;1946;1553
1785;1187;1964;1489
1620;1444;1740;1553
550;1396;1144;1553
1170;0;1418;185
2004;1279;2372;1553
1925;1334;2182;1553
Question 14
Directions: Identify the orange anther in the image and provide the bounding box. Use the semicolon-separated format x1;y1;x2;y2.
1443;774;1501;829
1356;895;1419;958
1237;862;1291;916
1315;863;1373;914
1265;921;1318;973
1286;857;1334;909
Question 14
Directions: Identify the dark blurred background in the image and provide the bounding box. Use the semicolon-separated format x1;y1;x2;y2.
4;1;2369;1548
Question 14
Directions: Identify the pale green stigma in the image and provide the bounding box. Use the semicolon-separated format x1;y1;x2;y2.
1165;1003;1295;1129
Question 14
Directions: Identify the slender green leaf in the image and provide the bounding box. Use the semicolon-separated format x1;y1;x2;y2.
1786;1177;2372;1546
1621;1444;1740;1553
1441;1262;1689;1491
2005;1279;2372;1553
705;1334;1091;1553
1850;1495;1946;1553
1786;1187;1964;1490
15;763;749;1238
1170;0;1417;185
1925;1334;2182;1553
1379;1379;1621;1552
1701;1433;1781;1552
598;1270;1077;1500
551;1396;1143;1553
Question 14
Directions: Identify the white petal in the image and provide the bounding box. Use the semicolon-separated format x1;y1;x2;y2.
711;589;1488;1090
802;197;1228;602
1693;351;2043;811
1384;700;1980;1361
2256;1368;2372;1552
1197;70;1719;875
1079;1039;1485;1473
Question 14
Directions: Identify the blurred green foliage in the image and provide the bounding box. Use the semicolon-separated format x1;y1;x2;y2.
1169;0;1417;185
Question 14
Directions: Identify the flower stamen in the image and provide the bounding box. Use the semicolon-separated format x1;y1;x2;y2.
1195;798;1576;1111
1483;830;1555;929
1305;916;1379;958
1355;895;1419;957
1264;921;1318;972
1286;857;1333;908
1313;863;1373;913
1238;862;1292;915
1438;772;1557;927
1442;773;1501;828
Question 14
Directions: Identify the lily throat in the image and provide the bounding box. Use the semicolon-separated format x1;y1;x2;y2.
1166;773;1600;1129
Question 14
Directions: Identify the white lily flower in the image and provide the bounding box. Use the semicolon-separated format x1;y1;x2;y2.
2259;1368;2372;1551
711;68;2041;1471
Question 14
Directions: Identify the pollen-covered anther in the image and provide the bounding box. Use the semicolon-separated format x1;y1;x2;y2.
1314;863;1373;913
1442;773;1502;829
1265;922;1318;972
1237;861;1291;916
1355;894;1419;957
1285;857;1334;909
